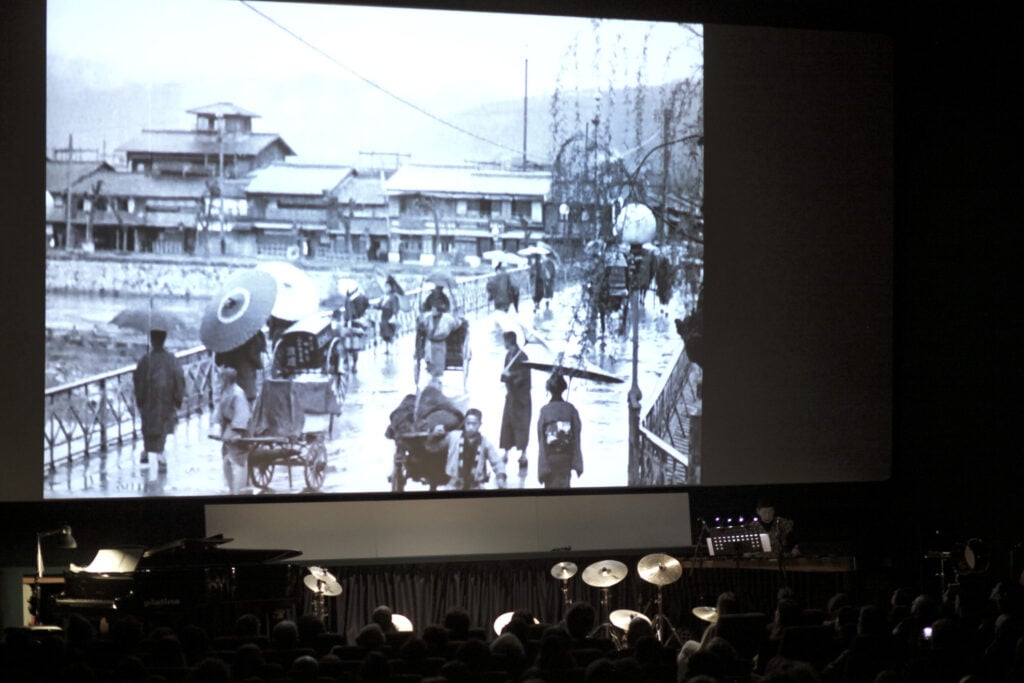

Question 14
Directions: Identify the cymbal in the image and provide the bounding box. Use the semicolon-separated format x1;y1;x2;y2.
637;553;682;586
308;566;337;583
551;561;578;580
581;560;628;588
303;574;343;596
609;609;651;631
691;606;718;623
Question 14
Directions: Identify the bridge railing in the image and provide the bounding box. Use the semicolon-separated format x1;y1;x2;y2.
43;268;533;471
44;347;216;472
637;343;697;486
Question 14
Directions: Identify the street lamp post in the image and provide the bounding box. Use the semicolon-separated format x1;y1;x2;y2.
616;203;657;485
558;202;570;261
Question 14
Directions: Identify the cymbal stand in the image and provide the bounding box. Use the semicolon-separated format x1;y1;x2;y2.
560;578;572;613
650;584;681;647
310;589;325;624
588;587;622;648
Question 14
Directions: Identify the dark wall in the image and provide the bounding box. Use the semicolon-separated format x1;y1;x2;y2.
4;1;1021;585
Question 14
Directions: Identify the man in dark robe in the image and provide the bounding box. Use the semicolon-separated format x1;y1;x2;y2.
133;328;185;473
499;331;531;471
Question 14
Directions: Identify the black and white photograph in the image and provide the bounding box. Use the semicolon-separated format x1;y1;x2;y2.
44;0;706;499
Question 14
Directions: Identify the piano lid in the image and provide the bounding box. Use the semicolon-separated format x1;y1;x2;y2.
138;535;301;568
70;547;145;574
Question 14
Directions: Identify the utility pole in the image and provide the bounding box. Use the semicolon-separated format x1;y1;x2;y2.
63;135;73;249
660;108;672;241
522;58;528;170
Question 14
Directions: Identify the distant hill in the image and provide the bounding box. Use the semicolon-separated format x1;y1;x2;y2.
47;55;700;170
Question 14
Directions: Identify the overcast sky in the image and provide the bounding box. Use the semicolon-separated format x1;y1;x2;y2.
47;0;702;164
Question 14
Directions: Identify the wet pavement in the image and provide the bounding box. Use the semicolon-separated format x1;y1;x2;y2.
44;287;686;499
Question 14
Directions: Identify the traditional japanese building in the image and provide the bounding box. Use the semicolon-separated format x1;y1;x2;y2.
383;164;553;263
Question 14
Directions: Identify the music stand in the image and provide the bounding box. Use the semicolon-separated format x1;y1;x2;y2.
706;528;771;556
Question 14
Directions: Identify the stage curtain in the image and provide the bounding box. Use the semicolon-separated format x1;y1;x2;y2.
318;554;683;643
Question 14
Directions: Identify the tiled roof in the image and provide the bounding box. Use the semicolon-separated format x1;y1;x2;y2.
45;161;115;193
337;174;387;205
384;164;551;199
245;163;354;196
69;170;210;198
118;131;294;157
186;102;261;118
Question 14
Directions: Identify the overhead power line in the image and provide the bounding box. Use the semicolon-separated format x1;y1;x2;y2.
239;1;536;163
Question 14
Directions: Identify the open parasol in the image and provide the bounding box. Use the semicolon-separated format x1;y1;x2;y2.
491;309;549;350
483;250;526;267
110;306;185;335
517;244;549;258
521;359;624;384
255;261;319;322
534;240;562;264
200;270;277;353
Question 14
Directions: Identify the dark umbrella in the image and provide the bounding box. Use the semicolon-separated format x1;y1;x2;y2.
200;270;277;353
521;360;625;384
110;306;184;334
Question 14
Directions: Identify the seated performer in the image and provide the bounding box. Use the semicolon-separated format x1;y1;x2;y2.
746;498;797;556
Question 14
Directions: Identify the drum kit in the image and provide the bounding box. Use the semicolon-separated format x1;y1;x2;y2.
304;566;342;624
548;551;684;647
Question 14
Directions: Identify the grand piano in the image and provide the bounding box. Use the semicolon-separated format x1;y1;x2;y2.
48;535;303;634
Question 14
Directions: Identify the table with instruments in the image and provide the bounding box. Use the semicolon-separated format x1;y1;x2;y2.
677;555;858;614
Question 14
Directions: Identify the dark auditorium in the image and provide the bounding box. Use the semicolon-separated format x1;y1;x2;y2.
3;1;1021;683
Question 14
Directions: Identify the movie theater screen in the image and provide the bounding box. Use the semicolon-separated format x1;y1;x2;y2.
34;0;891;502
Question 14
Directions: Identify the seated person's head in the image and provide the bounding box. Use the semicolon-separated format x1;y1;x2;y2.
421;624;448;653
715;591;739;616
564;601;597;639
463;409;482;438
296;613;325;643
625;616;653;648
355;623;386;650
443;607;472;639
756;498;777;524
270;619;299;648
234;613;261;637
371;605;396;632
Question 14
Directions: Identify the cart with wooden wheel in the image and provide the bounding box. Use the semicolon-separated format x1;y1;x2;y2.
240;313;347;493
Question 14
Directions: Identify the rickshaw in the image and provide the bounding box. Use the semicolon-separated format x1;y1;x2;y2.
237;313;347;492
384;384;466;492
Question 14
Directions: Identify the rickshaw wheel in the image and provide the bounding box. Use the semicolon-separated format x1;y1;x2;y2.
249;460;275;489
304;436;328;491
391;446;407;492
